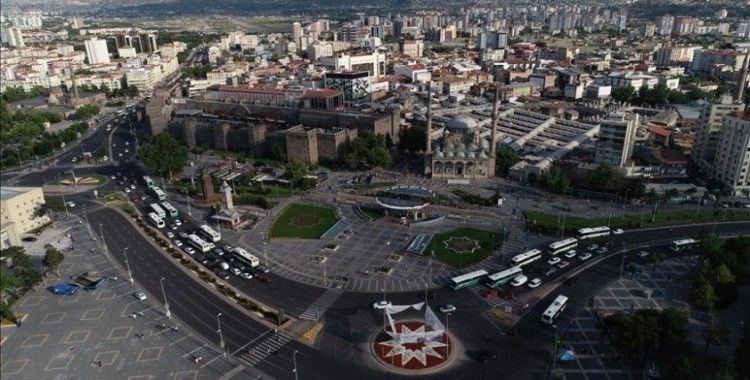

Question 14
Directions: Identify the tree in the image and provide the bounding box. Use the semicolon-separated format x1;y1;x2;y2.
43;244;65;275
692;282;717;311
139;133;189;181
496;147;521;177
710;263;736;285
398;127;426;153
342;132;391;170
587;164;619;192
74;103;100;119
0;247;42;291
612;86;635;103
538;167;571;194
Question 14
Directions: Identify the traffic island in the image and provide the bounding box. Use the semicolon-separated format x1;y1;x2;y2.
370;320;457;375
424;227;504;268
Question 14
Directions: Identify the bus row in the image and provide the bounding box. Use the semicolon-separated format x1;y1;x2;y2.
450;266;527;290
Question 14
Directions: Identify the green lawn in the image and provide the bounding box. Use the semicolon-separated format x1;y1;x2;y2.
424;227;503;268
524;209;750;235
360;207;385;220
269;203;339;239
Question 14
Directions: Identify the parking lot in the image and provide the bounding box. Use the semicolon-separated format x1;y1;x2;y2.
0;214;248;379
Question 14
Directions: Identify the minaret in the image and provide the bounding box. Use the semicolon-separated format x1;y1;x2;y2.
71;70;80;100
221;180;234;210
736;51;749;105
490;83;499;157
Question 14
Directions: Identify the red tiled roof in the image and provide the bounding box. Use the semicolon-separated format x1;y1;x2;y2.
649;126;671;138
303;89;342;98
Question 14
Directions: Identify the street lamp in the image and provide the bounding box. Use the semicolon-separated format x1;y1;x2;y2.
292;350;299;380
159;277;171;318
98;224;108;255
184;189;192;217
216;313;226;356
123;246;134;283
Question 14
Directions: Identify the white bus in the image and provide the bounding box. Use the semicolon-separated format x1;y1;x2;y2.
233;247;260;268
577;226;611;240
161;202;178;218
187;234;213;253
486;266;523;288
510;249;543;267
671;238;698;252
147;212;165;229
150;203;166;219
450;269;489;290
548;238;579;255
149;186;166;201
198;224;221;243
143;176;155;188
541;295;569;324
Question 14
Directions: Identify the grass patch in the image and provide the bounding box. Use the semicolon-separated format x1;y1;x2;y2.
238;183;299;198
524;209;750;235
348;181;397;191
424;227;503;268
361;207;385;220
269;203;339;239
452;189;498;206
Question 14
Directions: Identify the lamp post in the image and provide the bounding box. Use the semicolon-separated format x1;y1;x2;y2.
98;224;108;255
292;350;299;380
552;324;559;377
159;277;171;318
216;313;225;356
123;246;133;283
184;189;192;217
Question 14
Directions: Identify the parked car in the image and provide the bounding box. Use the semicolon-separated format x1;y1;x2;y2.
548;257;562;266
49;283;79;295
637;251;650;257
174;219;182;226
587;244;599;251
166;231;175;239
527;278;542;289
564;250;577;259
373;300;392;309
217;271;231;280
172;239;183;247
596;247;608;254
439;304;457;313
134;291;147;300
222;245;234;253
184;247;195;255
241;272;253;280
544;267;557;277
579;253;593;261
231;268;241;276
214;248;224;257
557;261;570;269
179;232;189;239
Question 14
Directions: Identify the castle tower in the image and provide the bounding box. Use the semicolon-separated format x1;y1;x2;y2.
201;170;214;202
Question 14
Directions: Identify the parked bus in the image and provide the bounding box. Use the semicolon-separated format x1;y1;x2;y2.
149;186;166;201
510;249;543;267
161;202;178;218
199;224;221;243
541;295;569;324
548;238;578;255
450;269;488;290
187;234;213;253
671;238;698;252
147;212;165;229
150;203;166;219
577;226;611;240
233;247;260;268
143;176;155;188
486;266;523;288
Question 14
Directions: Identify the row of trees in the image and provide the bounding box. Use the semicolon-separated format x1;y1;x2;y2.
342;132;392;170
0;246;52;322
74;103;100;119
72;83;140;99
183;64;212;80
1;86;50;103
612;83;717;106
534;163;648;200
691;235;749;312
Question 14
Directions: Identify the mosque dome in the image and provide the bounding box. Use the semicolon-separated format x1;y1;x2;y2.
447;114;478;130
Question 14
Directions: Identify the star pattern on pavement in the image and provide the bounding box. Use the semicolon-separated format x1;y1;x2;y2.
380;325;448;366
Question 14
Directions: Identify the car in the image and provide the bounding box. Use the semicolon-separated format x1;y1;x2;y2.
49;283;79;295
124;149;129;153
557;261;570;269
587;244;599;251
596;247;608;254
118;153;123;157
439;304;457;313
637;251;650;258
174;219;182;226
179;232;188;239
256;265;270;274
219;262;230;270
477;350;496;364
217;271;231;280
166;231;175;239
612;228;624;235
140;196;147;201
579;253;593;261
548;257;562;266
66;201;76;208
214;248;224;256
527;278;542;289
124;188;131;194
510;274;528;287
222;245;234;253
184;247;195;255
544;267;557;277
564;250;577;259
255;274;272;283
170;224;178;231
110;175;116;180
71;156;78;163
373;300;392;309
134;291;147;300
125;141;129;146
231;267;241;276
241;272;253;279
130;184;136;190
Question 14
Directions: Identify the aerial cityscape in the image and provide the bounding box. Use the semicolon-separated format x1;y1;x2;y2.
1;0;750;379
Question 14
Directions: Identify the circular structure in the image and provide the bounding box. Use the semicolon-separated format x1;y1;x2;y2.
447;114;478;131
269;203;340;239
372;320;453;372
375;186;433;212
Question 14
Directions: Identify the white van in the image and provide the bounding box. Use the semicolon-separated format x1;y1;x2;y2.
510;274;528;287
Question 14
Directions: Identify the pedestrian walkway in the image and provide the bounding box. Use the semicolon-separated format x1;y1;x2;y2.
298;289;343;321
240;332;293;366
467;285;513;310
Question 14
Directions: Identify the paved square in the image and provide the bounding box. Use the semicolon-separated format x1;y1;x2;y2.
137;347;163;362
81;308;106;321
62;330;91;344
1;359;28;375
107;326;133;340
45;355;74;371
94;351;119;366
41;311;67;324
21;334;48;348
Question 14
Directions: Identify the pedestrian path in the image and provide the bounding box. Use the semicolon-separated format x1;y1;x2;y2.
240;332;293;366
298;288;343;321
467;285;512;310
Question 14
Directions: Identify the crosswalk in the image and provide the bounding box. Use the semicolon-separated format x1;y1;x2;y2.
240;332;293;366
298;288;343;321
467;285;512;310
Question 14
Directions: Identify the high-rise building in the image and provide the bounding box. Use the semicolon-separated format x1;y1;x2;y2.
4;27;25;47
85;37;110;64
1;187;51;249
400;39;424;58
594;112;639;168
693;95;744;172
292;22;303;46
711;112;750;196
644;23;656;37
659;15;675;35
